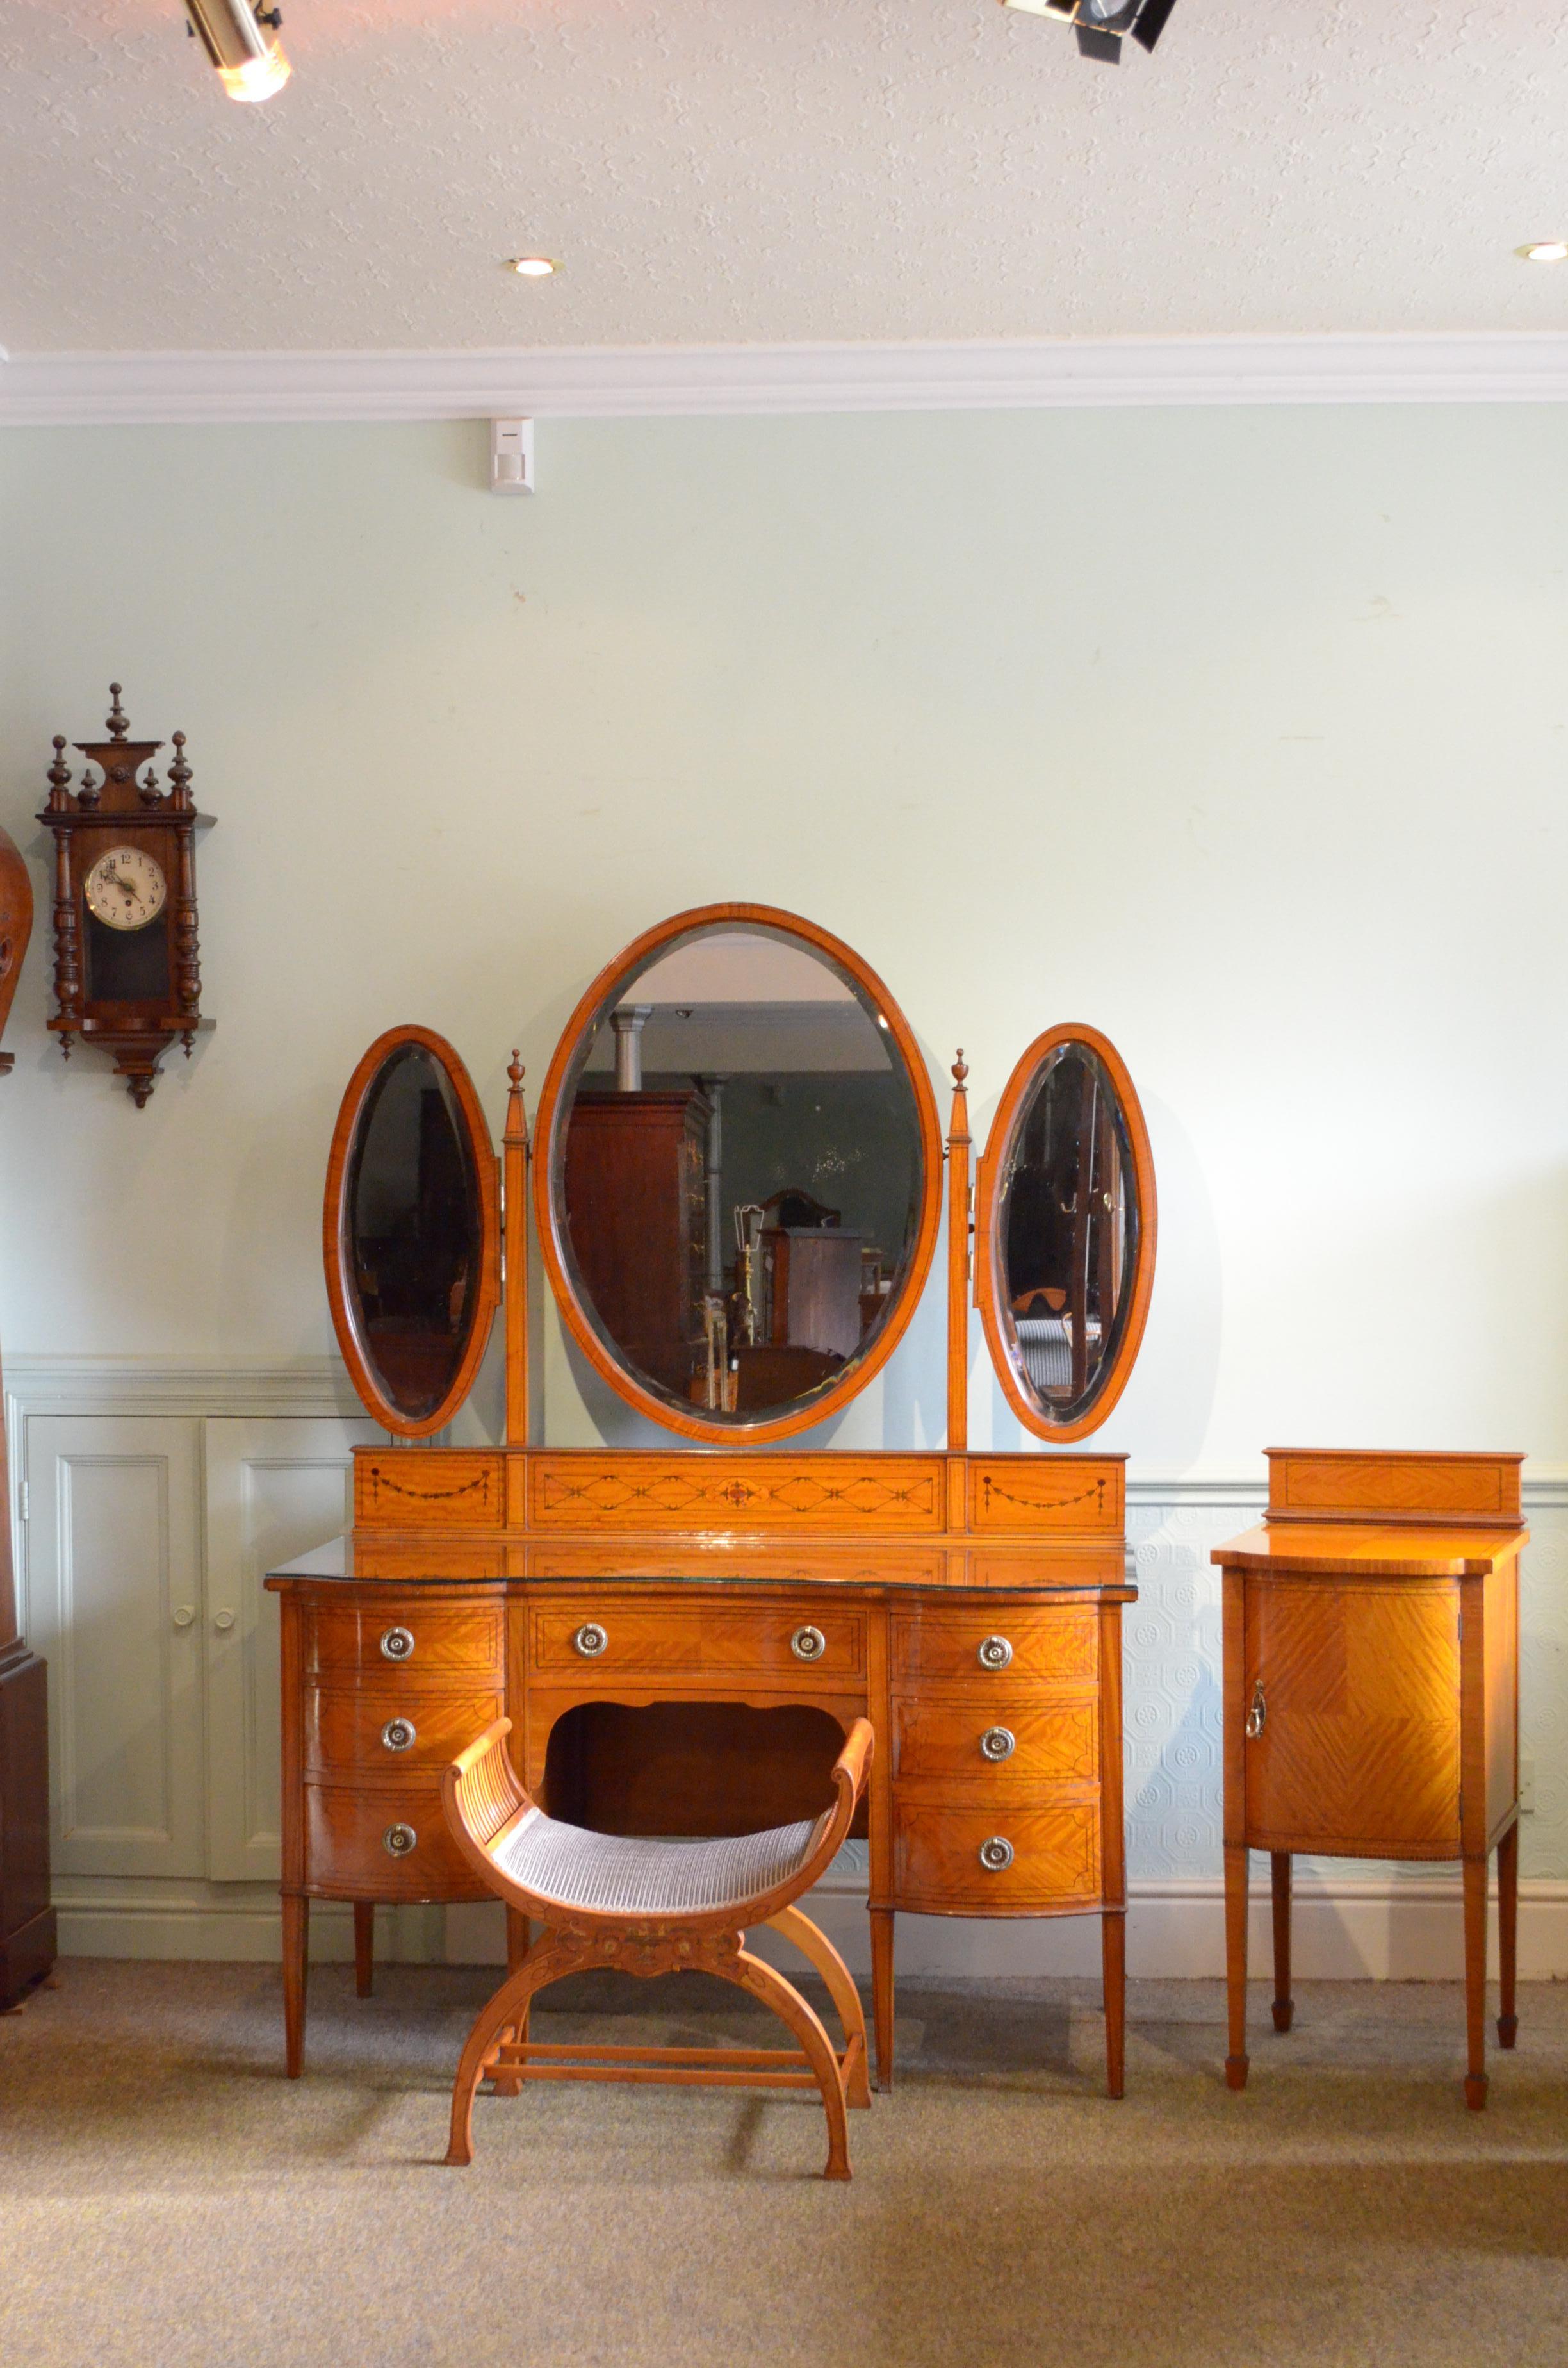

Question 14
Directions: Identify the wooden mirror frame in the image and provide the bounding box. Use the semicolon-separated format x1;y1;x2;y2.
974;1022;1157;1445
532;902;943;1445
323;1024;502;1439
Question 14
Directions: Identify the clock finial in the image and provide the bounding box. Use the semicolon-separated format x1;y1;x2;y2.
167;732;193;812
106;684;129;741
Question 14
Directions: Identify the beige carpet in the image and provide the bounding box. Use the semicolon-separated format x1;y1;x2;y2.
3;1959;1567;2368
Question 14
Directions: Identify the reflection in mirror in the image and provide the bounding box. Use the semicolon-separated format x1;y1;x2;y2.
345;1044;484;1420
999;1041;1140;1428
556;926;926;1424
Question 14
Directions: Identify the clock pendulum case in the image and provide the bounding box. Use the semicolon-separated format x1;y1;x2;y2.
38;684;214;1107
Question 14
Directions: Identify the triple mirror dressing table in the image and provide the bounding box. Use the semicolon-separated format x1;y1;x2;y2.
268;903;1158;2093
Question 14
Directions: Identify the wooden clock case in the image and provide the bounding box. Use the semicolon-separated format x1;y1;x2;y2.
270;903;1158;2091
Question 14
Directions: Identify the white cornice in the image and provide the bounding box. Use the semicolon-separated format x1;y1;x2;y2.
4;333;1568;426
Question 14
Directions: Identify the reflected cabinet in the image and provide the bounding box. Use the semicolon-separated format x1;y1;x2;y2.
274;905;1160;2091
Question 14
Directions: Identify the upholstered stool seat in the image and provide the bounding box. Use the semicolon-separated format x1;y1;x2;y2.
441;1716;874;2178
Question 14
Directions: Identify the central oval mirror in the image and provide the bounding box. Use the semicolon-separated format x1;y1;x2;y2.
534;905;942;1442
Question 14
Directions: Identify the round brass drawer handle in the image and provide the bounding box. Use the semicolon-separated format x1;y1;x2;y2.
380;1718;416;1753
977;1634;1013;1670
379;1625;415;1663
979;1725;1016;1763
573;1622;608;1659
979;1835;1015;1873
790;1624;827;1663
383;1823;418;1857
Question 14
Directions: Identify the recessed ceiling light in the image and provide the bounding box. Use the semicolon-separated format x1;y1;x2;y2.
509;256;559;279
1517;242;1568;264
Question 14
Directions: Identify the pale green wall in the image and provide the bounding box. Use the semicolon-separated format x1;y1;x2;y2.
3;409;1566;1468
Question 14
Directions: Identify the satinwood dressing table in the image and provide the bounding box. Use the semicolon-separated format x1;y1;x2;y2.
268;906;1158;2093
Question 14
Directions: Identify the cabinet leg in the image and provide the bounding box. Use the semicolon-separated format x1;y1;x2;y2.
1102;1911;1125;2099
1462;1854;1489;2110
1497;1820;1519;2049
282;1893;308;2079
870;1908;895;2093
1270;1852;1294;2032
1223;1845;1250;2090
354;1902;375;1999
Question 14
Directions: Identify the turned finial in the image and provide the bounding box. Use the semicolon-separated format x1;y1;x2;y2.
167;730;192;810
106;683;129;741
508;1049;525;1090
46;735;72;810
139;766;161;807
952;1049;968;1088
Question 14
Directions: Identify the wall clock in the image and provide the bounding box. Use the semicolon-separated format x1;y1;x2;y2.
37;684;214;1106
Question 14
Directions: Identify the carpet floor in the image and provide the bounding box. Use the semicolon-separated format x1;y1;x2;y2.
3;1959;1567;2368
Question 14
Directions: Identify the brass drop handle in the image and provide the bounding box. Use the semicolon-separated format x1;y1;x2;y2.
1246;1677;1267;1739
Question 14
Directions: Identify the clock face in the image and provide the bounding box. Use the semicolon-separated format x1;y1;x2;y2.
85;846;167;933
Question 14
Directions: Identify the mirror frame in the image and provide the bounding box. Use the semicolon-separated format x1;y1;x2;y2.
974;1022;1157;1445
323;1024;502;1439
532;902;943;1444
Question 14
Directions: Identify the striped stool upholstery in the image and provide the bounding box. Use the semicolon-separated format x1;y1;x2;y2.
441;1716;874;2179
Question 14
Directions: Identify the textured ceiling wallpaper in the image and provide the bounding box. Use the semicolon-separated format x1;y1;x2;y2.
3;1;1566;352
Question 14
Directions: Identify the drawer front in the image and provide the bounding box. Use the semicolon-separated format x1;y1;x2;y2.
528;1452;946;1534
304;1782;490;1901
894;1802;1103;1914
355;1451;503;1528
891;1606;1098;1686
968;1458;1124;1536
893;1693;1099;1786
304;1687;504;1779
530;1600;866;1682
307;1604;505;1681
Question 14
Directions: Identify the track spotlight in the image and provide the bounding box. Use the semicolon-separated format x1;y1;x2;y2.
184;0;291;102
1000;0;1178;62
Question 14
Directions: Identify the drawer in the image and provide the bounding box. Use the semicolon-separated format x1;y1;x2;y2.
891;1606;1098;1686
355;1451;503;1528
529;1600;865;1682
304;1687;504;1779
529;1452;946;1533
968;1458;1124;1536
304;1782;491;1901
893;1802;1102;1914
893;1692;1098;1786
307;1604;505;1681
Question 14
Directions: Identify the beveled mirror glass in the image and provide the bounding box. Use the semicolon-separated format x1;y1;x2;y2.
324;1026;500;1436
976;1024;1156;1442
534;905;942;1442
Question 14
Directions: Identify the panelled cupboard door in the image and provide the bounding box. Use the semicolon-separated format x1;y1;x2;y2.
204;1417;379;1881
25;1416;206;1880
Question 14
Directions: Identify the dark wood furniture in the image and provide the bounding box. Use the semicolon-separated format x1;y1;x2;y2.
440;1713;873;2176
564;1088;710;1397
0;1342;54;2006
0;807;33;1076
1215;1448;1526;2109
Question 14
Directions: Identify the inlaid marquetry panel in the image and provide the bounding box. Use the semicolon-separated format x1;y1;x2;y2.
354;1451;503;1528
891;1604;1098;1685
892;1692;1099;1786
1267;1449;1522;1529
527;1452;946;1533
304;1686;505;1778
306;1602;504;1681
529;1599;867;1682
967;1457;1125;1534
304;1780;490;1902
893;1800;1102;1914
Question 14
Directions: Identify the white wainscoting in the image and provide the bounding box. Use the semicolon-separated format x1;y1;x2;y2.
11;1360;1567;1980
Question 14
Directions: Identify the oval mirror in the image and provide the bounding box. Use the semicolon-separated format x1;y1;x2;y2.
323;1026;500;1437
534;905;942;1442
975;1024;1156;1442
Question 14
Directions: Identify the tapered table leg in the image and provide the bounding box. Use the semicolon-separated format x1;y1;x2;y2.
282;1893;309;2078
1462;1854;1489;2110
870;1907;895;2093
354;1902;375;1998
1496;1820;1519;2048
1102;1909;1125;2098
1224;1845;1250;2089
1270;1852;1294;2032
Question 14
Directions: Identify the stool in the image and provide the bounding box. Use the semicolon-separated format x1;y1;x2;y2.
441;1715;874;2178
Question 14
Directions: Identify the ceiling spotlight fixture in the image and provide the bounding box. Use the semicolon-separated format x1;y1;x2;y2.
510;257;559;279
1001;0;1178;63
184;0;291;101
1518;241;1568;264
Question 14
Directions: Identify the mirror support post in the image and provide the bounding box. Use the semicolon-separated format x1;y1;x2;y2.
504;1051;531;1448
946;1052;971;1454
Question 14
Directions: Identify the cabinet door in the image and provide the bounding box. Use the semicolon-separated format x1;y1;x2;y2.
25;1416;206;1879
203;1417;379;1882
1245;1580;1460;1853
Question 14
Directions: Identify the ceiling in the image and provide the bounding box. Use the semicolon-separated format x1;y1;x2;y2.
3;1;1565;356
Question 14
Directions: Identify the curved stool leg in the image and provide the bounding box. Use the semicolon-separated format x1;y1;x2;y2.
763;1904;870;2109
730;1946;852;2180
445;1936;584;2167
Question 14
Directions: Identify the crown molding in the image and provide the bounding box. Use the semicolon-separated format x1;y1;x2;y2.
4;332;1568;426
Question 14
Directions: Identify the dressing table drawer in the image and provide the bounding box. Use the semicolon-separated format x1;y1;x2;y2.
306;1604;505;1682
529;1600;866;1682
892;1693;1099;1786
893;1801;1103;1914
891;1606;1098;1686
304;1782;491;1902
304;1687;505;1778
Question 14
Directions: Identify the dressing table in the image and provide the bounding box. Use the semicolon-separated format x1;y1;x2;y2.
268;905;1157;2093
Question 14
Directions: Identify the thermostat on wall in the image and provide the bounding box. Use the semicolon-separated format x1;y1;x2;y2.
490;419;535;494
